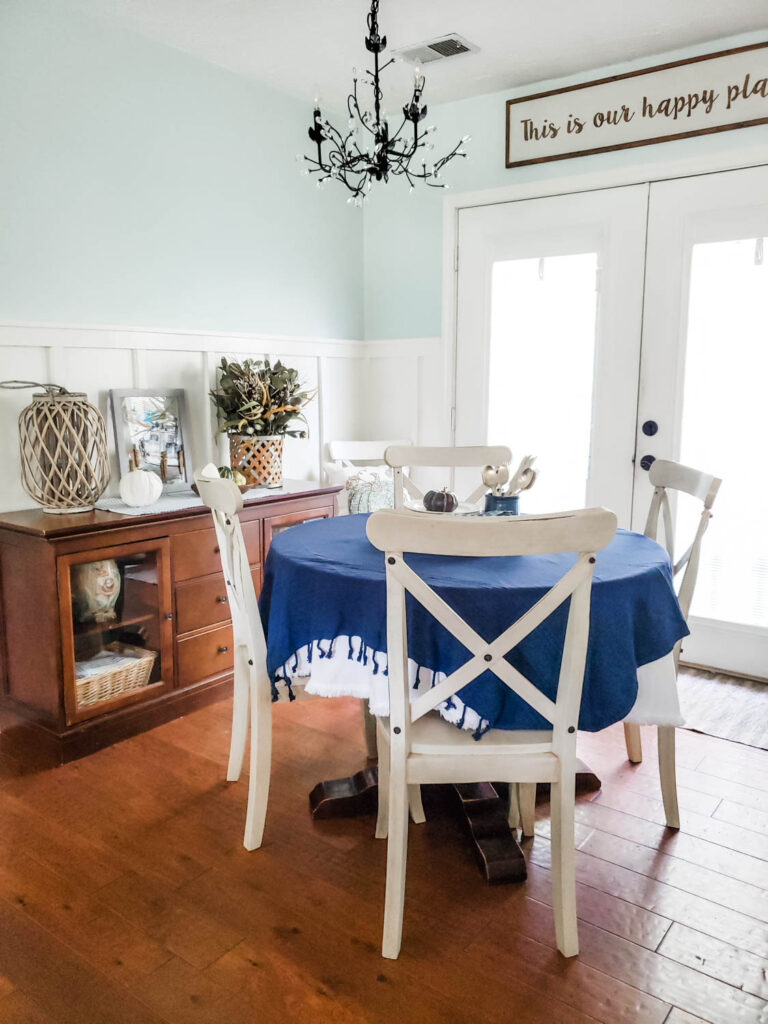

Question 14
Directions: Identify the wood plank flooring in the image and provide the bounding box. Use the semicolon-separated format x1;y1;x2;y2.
1;681;767;1023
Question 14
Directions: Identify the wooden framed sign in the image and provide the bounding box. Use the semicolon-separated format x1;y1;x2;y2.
505;42;768;168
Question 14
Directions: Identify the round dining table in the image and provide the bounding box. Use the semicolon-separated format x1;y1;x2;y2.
260;512;688;731
259;512;689;881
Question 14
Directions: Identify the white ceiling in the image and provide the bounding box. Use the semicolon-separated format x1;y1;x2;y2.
68;0;767;107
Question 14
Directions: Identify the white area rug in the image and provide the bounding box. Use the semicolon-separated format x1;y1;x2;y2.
678;671;768;750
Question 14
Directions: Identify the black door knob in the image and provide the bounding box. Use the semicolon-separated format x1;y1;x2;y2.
642;420;658;436
640;455;656;471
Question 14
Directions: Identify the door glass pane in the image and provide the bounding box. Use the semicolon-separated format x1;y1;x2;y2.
678;238;768;628
70;551;163;710
487;253;598;512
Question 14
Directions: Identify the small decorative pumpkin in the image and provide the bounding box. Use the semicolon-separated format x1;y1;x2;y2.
119;469;163;507
423;487;458;513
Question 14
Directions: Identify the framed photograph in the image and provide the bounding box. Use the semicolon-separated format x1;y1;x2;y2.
110;389;190;487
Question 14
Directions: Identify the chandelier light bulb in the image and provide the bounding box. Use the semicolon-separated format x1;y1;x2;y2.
301;0;467;200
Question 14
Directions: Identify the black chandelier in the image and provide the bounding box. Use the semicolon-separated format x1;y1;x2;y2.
301;0;469;204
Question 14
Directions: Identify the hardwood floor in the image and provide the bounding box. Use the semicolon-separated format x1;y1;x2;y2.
1;685;767;1023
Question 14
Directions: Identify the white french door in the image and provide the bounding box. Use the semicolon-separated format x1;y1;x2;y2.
635;166;768;678
454;166;768;678
455;186;649;525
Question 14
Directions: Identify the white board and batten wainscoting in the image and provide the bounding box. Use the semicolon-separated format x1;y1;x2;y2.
0;324;442;515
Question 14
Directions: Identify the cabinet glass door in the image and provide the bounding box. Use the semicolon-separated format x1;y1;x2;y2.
60;538;173;723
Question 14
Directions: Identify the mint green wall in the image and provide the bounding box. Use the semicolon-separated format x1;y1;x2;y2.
363;32;768;340
0;0;362;338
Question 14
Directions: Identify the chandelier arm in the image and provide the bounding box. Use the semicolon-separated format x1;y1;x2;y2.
434;143;466;173
350;84;376;136
386;115;409;146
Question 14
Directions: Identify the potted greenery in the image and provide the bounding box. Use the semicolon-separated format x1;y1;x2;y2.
209;357;315;488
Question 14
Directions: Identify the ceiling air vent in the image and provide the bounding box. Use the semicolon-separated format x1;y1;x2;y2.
393;34;478;65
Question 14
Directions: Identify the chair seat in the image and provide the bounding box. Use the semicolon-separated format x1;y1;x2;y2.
379;713;553;755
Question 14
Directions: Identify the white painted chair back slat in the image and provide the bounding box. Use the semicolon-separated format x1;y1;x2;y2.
366;506;617;960
327;439;412;464
384;444;512;508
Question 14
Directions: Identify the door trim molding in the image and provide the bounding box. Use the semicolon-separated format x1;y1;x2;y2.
442;141;768;445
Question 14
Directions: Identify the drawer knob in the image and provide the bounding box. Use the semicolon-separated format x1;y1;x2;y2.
213;546;220;554
216;596;227;604
217;645;229;654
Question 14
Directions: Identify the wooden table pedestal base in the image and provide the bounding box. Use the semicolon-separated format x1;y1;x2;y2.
309;761;601;885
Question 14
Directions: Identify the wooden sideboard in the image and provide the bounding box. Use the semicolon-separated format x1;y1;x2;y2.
0;482;340;764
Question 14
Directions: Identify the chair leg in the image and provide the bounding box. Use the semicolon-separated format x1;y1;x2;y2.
382;765;409;960
507;784;521;829
227;647;249;782
550;777;579;957
623;722;643;764
658;726;680;829
375;723;389;840
408;785;425;824
518;783;536;837
243;670;272;851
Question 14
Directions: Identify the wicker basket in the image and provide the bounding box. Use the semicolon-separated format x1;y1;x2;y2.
229;433;284;488
75;641;157;708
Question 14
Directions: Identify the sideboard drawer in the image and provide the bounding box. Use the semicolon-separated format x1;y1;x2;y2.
175;568;262;635
172;520;261;581
176;624;234;686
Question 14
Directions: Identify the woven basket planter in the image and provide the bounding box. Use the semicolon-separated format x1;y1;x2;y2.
18;390;110;514
229;433;284;488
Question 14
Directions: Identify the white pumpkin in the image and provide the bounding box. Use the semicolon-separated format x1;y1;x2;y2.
119;469;163;507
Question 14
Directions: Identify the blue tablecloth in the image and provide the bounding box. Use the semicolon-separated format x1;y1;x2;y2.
259;513;688;734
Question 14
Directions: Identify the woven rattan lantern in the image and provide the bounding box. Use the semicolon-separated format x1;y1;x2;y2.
1;381;110;513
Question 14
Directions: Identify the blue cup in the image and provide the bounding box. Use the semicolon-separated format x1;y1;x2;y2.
484;493;519;515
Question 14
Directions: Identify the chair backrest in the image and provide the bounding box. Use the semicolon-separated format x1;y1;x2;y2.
644;458;722;621
366;507;617;755
385;445;513;508
194;469;266;665
327;440;412;467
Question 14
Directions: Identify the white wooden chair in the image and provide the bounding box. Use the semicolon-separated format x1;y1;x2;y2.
385;445;512;509
325;441;407;756
324;440;412;519
326;439;412;469
194;468;272;851
623;458;722;828
367;506;617;959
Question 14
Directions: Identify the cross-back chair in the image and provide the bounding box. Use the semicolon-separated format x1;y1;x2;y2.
623;458;722;828
385;444;512;509
325;442;410;758
194;468;272;851
367;506;617;960
327;439;412;468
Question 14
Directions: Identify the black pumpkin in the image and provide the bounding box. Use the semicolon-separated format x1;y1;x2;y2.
423;487;458;513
